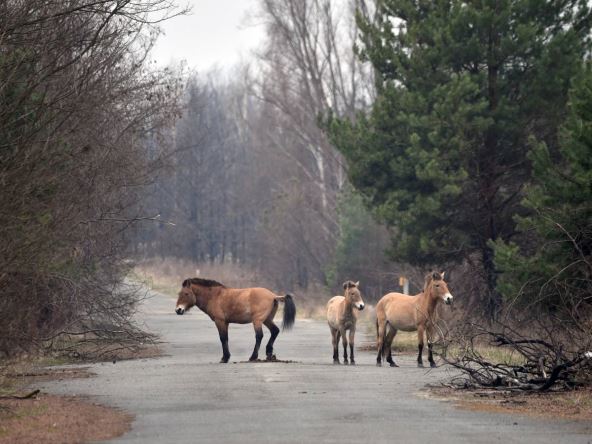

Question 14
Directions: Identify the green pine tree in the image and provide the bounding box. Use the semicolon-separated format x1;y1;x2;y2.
327;0;591;318
493;68;592;308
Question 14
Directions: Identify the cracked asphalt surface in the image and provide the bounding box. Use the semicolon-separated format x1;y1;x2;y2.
42;291;592;443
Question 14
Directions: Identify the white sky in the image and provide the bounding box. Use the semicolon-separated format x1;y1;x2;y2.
151;0;265;72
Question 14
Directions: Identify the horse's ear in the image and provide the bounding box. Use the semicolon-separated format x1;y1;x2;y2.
440;271;446;280
182;279;190;288
432;271;442;281
343;282;348;290
354;281;360;287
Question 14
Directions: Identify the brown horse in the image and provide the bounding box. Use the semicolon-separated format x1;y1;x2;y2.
326;281;365;365
175;278;296;363
375;272;453;368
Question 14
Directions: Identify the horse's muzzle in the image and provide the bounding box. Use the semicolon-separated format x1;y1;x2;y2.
356;303;365;311
444;294;453;305
175;307;185;315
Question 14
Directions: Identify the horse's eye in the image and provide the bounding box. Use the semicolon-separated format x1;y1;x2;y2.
435;284;440;287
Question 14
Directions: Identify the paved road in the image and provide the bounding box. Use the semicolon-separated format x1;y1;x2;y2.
42;291;591;443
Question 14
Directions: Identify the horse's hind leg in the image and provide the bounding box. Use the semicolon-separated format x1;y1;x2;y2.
384;325;399;367
264;319;280;361
215;320;231;363
249;320;264;362
376;317;386;366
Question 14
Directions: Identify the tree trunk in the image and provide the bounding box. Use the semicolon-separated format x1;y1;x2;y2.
482;245;502;321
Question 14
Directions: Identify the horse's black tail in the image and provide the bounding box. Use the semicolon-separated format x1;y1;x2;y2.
282;293;296;331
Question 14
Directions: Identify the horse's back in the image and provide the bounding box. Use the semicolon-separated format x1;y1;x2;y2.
248;287;277;301
219;287;277;324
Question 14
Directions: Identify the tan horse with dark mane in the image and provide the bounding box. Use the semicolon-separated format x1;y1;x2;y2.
326;281;365;365
375;272;453;368
175;278;296;363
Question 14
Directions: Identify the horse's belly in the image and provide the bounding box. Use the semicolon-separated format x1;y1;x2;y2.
389;314;416;332
227;308;255;324
397;323;418;332
342;317;356;330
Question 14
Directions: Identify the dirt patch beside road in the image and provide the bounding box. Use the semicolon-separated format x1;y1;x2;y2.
426;386;592;423
0;393;132;444
0;344;161;444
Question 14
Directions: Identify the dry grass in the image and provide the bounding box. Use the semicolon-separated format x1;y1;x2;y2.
358;317;526;363
133;257;335;319
133;258;264;298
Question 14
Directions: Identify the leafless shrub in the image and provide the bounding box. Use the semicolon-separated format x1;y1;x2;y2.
442;313;592;391
0;0;187;356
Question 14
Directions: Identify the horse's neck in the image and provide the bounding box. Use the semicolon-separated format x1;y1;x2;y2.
416;290;437;318
342;296;354;317
193;286;218;312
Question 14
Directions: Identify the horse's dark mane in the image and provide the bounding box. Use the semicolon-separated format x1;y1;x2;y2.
343;280;357;289
182;277;226;288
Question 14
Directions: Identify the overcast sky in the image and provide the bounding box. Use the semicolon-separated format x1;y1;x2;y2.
151;0;265;72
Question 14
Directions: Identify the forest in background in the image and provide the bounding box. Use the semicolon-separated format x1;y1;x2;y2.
132;0;403;301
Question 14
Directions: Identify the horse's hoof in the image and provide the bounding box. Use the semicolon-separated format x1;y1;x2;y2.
350;361;356;366
266;354;277;362
220;358;229;364
389;362;399;367
376;361;382;367
430;362;438;368
249;357;258;362
333;360;341;365
417;362;424;368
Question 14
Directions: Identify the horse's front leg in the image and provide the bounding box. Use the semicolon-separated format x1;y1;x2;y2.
348;326;356;365
417;324;425;368
249;320;264;362
330;327;340;364
340;328;349;364
215;320;231;363
426;324;437;368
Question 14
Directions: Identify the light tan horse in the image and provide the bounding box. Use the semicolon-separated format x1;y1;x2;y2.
175;278;296;363
375;272;453;368
326;281;365;365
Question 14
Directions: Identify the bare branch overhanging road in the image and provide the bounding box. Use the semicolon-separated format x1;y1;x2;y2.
42;291;591;443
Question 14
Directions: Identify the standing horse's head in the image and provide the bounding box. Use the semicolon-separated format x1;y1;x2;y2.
425;272;453;305
343;280;365;310
175;279;196;315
